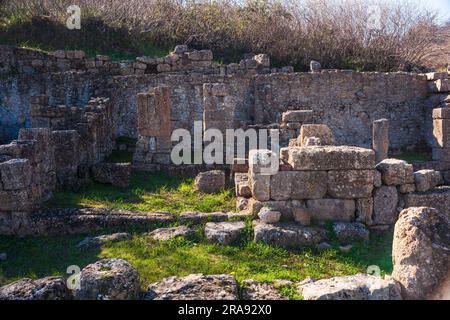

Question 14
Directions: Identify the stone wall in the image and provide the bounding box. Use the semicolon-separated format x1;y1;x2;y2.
0;45;433;155
254;72;429;152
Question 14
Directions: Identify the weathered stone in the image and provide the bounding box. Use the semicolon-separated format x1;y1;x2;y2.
288;146;375;171
414;170;443;192
77;233;131;249
236;197;249;211
433;118;450;148
306;199;355;222
372;119;389;163
91;163;131;188
298;124;333;146
0;277;71;300
303;137;321;146
404;186;450;218
374;170;382;187
356;198;373;225
258;207;281;224
253;221;327;249
75;259;140;300
241;280;287;300
0;159;32;190
205;221;246;245
392;207;450;300
376;159;413;185
327;170;374;199
249;173;270;201
253;54;270;67
179;211;228;224
145;274;238;300
333;222;369;243
399;183;415;194
281;110;313;123
271;171;327;200
373;186;398;225
194;170;225;194
298;274;402;300
292;207;311;226
173;45;189;54
148;226;193;241
137;86;171;137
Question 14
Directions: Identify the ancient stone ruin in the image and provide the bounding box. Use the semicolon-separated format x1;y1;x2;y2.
0;45;449;300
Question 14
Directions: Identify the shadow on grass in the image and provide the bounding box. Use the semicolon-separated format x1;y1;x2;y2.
46;172;236;214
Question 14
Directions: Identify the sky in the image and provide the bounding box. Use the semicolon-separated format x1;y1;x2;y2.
412;0;450;23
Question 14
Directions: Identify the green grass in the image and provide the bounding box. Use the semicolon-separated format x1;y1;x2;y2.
0;225;394;296
46;172;236;214
396;152;432;163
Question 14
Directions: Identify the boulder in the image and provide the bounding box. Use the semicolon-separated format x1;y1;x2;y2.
288;146;375;171
298;274;402;300
75;259;140;300
414;170;443;192
77;232;131;249
373;186;398;225
392;207;450;300
241;280;287;300
253;221;327;249
205;221;246;245
91;163;131;188
0;277;70;300
145;274;238;300
333;222;369;243
194;170;225;194
258;207;281;224
376;159;414;186
298;124;333;146
148;226;193;241
306;199;355;222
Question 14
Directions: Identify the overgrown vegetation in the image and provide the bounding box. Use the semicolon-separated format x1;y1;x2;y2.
1;0;448;70
46;172;236;214
0;223;393;297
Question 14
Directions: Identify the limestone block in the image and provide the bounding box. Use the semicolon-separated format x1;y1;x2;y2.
288;146;375;171
137;86;171;137
333;222;369;243
356;198;373;225
327;170;374;199
373;186;398;225
306;199;355;222
258;207;281;224
292;207;311;226
372;119;389;163
290;171;327;200
414;170;443;192
399;184;415;194
194;170;225;194
281;110;313;123
0;159;32;190
433;118;450;148
376;159;413;185
249;173;270;201
298;124;333;146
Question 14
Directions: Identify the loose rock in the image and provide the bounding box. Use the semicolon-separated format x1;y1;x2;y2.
205;221;246;245
0;277;70;300
148;226;193;241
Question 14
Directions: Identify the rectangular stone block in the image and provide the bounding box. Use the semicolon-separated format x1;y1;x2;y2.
0;159;32;190
306;199;355;222
356;198;373;225
137;86;171;137
327;170;374;199
249;173;270;201
404;186;450;218
432;108;450;119
435;79;450;93
281;110;313;123
433;118;450;148
298;124;333;146
52;130;79;169
270;171;292;201
0;188;33;211
290;171;327;200
288;146;375;171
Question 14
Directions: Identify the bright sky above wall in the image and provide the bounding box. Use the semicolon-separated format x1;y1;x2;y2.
408;0;450;23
